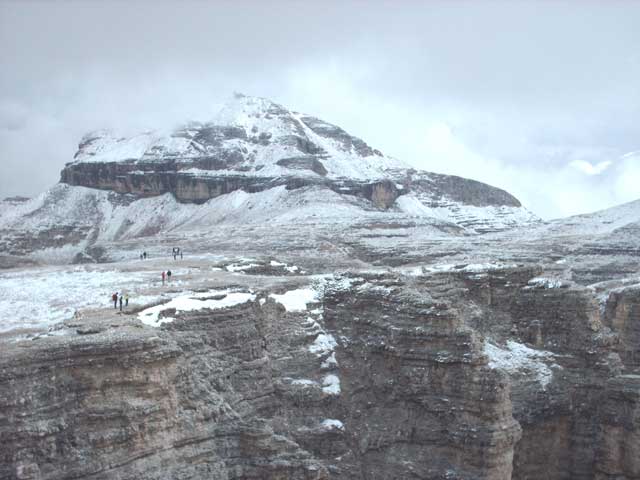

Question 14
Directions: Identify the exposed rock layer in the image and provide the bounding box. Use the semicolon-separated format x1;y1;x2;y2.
2;267;639;479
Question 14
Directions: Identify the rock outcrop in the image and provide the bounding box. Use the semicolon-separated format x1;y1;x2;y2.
57;94;531;219
3;261;639;479
0;274;520;480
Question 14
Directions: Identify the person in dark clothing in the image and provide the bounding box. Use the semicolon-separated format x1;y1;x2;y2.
143;251;147;259
125;294;129;307
180;250;183;260
119;294;123;312
112;292;118;309
167;270;172;282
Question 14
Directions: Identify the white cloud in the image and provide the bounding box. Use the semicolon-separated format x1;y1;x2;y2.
569;159;613;175
615;153;640;200
0;1;638;221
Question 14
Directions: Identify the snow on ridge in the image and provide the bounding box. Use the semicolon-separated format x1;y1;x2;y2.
71;93;405;181
321;419;345;430
270;260;300;273
309;333;338;356
484;340;558;389
395;194;437;217
138;289;256;327
0;265;161;335
540;197;640;236
395;192;539;233
322;374;341;395
270;288;318;312
321;352;338;368
526;277;567;289
422;262;518;274
291;379;317;386
2;184;407;264
226;263;261;273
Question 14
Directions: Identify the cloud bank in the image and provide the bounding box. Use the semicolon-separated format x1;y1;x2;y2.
0;0;638;219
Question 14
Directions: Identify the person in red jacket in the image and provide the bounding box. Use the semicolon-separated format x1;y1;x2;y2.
112;292;118;309
162;271;166;285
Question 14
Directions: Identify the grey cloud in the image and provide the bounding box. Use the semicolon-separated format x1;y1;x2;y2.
0;0;639;219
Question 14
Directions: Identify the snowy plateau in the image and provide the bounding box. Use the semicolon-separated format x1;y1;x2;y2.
0;94;639;480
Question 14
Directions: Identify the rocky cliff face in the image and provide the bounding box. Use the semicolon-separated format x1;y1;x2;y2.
2;256;639;479
1;273;519;480
59;161;401;208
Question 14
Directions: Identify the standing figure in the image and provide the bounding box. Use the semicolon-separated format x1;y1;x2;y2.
143;251;147;259
112;292;118;309
119;294;123;312
167;270;172;282
125;293;129;307
162;271;166;285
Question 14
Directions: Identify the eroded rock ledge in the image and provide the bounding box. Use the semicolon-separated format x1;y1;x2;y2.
60;161;402;209
1;268;638;479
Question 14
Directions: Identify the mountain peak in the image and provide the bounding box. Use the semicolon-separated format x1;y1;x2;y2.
50;92;538;238
218;93;289;123
70;93;405;181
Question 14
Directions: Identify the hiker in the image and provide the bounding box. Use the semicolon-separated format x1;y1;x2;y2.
112;292;118;309
118;293;123;312
180;250;183;260
167;270;172;282
143;251;147;259
125;293;129;307
162;271;166;285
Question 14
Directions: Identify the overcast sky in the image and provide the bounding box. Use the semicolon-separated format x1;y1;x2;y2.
1;0;639;219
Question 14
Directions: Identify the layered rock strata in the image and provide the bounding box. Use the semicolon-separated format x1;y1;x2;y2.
1;265;640;479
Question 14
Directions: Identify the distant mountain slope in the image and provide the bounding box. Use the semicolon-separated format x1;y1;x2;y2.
0;94;541;264
0;183;459;264
533;198;640;237
60;93;536;217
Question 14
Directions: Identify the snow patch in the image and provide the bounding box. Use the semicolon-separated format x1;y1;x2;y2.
138;289;255;327
0;266;152;334
322;374;341;395
423;262;518;274
291;379;317;386
321;419;344;430
321;352;338;368
309;333;338;356
484;340;557;389
226;263;260;272
526;277;566;289
270;288;318;312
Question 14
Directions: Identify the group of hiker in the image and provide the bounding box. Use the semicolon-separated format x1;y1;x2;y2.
111;292;129;312
138;248;183;261
110;247;185;310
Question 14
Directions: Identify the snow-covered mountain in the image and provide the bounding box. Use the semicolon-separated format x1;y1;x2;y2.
71;93;405;181
540;198;640;237
1;94;539;264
